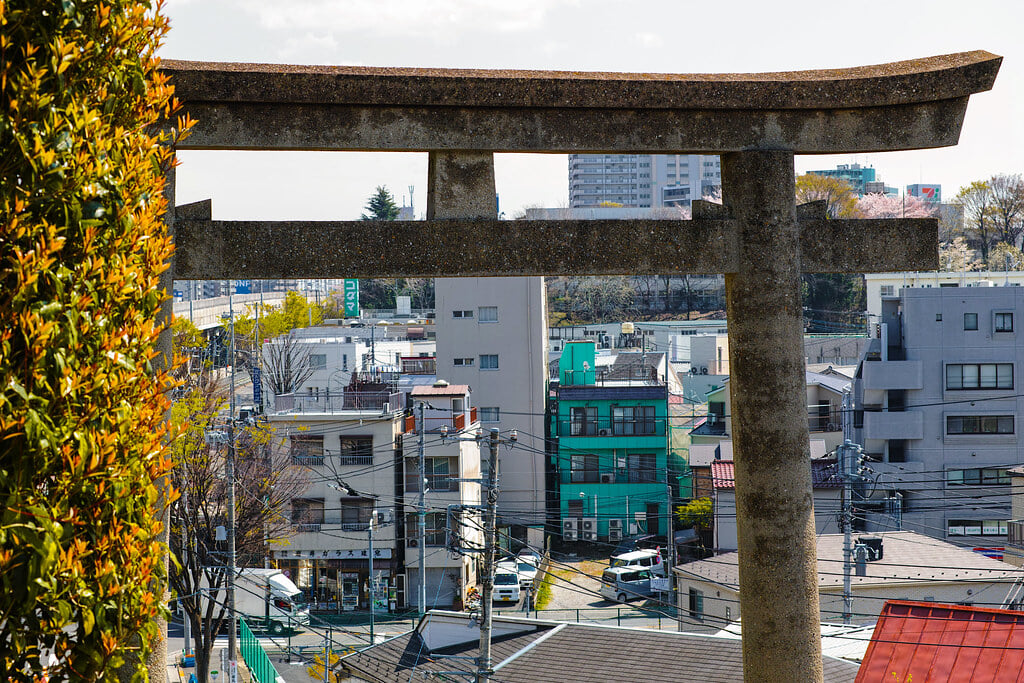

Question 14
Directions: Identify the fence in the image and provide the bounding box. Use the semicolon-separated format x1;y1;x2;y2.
240;619;282;683
492;606;679;630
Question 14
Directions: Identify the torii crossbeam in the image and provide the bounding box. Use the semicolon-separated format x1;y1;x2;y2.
162;51;1000;683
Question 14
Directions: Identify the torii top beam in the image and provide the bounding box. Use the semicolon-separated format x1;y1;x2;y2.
162;51;1000;154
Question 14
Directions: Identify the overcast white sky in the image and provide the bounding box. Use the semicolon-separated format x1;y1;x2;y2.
162;0;1023;220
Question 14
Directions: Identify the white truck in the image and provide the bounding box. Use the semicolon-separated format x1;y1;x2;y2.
233;568;310;635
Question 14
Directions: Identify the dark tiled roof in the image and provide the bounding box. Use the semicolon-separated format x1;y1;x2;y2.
340;627;552;681
340;613;860;682
856;600;1024;682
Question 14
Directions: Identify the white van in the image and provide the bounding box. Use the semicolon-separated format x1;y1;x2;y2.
493;567;522;604
610;549;665;576
600;567;654;603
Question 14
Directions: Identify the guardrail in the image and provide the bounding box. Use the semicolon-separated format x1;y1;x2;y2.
240;619;282;683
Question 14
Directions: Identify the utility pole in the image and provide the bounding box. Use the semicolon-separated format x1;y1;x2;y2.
837;438;870;625
367;508;383;645
665;463;676;612
417;401;427;616
477;428;501;683
227;283;239;683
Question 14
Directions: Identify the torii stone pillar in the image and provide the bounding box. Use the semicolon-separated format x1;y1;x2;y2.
163;51;1000;682
721;150;819;678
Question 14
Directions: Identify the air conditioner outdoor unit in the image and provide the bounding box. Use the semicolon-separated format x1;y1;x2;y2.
582;531;597;542
562;518;580;534
826;422;840;432
563;530;579;542
600;473;615;484
609;529;623;542
598;428;610;437
608;519;623;531
407;538;418;548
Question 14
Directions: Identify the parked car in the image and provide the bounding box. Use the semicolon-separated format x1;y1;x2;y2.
493;565;522;604
612;534;660;556
610;549;665;577
497;559;538;590
516;549;542;568
600;567;654;603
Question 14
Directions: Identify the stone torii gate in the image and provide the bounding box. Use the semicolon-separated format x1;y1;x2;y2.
162;51;999;682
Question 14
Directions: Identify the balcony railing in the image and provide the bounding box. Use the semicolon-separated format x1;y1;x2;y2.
294;523;322;533
276;391;402;414
557;418;665;438
807;405;843;432
405;407;478;434
291;454;325;467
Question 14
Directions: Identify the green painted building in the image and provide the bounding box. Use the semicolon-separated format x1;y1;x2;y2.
554;341;671;542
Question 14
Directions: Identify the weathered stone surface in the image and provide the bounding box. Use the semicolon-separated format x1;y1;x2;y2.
162;51;998;110
162;52;999;154
723;150;822;683
172;215;935;279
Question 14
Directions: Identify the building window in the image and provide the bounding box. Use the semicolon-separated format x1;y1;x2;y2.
479;407;500;423
426;456;458;491
995;312;1014;332
340;499;373;530
627;453;658;483
936;313;942;322
452;309;474;318
946;415;1014;435
308;353;327;370
688;588;704;619
339;437;373;465
569;406;598;436
454;357;474;366
570;454;599;483
964;313;978;331
945;363;1013;390
612;405;657;435
292;498;325;530
478;306;498;323
407;512;447;546
290;435;324;466
946;468;1010;486
479;354;499;370
948;519;1007;536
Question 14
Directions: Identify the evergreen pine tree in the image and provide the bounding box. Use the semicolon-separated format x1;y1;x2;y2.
361;185;400;220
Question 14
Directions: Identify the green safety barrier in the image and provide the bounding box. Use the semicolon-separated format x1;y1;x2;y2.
240;619;281;683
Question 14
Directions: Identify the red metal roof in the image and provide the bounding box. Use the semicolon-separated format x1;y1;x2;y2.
710;459;841;490
856;600;1024;682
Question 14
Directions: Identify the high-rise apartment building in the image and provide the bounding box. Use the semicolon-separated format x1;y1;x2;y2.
568;154;721;208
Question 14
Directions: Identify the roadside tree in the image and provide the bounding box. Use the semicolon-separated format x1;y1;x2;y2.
169;382;306;683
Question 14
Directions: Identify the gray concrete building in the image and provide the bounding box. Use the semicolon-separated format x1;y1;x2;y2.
433;277;549;539
852;285;1024;546
568;154;721;208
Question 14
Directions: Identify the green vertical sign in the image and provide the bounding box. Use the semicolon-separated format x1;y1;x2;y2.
344;279;360;317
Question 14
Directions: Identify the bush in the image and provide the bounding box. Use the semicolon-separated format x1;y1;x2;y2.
0;1;189;678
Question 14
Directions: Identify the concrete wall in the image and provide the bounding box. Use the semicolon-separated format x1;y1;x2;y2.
714;489;842;552
434;277;548;527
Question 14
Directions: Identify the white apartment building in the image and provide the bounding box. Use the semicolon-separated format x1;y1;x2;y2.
266;388;405;610
403;383;482;608
434;278;548;538
852;285;1024;545
261;326;435;412
568;154;721;208
865;271;1024;324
